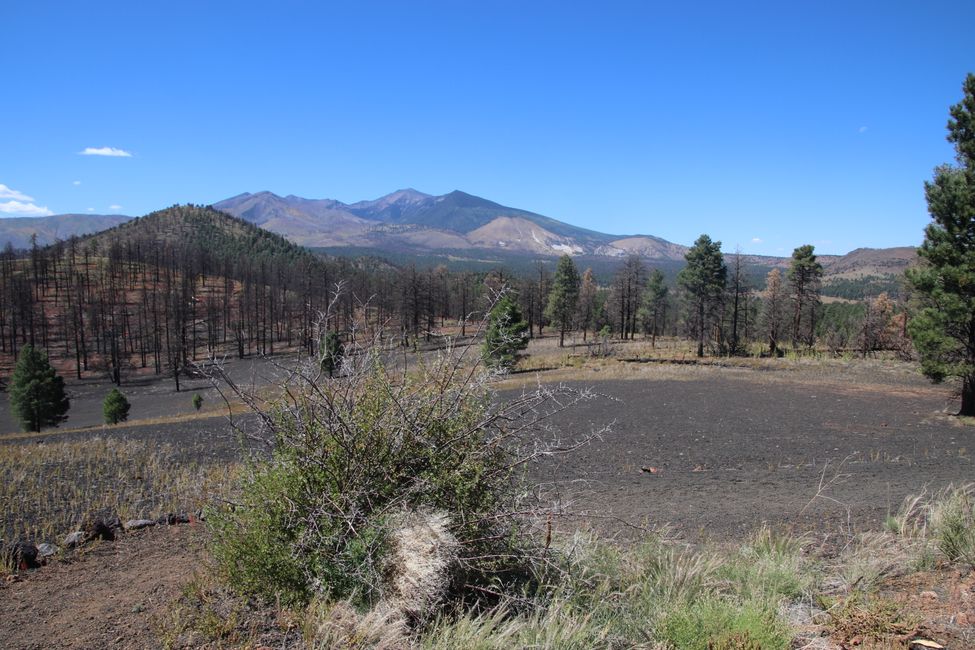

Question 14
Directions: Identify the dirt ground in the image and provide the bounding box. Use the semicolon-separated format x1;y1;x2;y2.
520;364;974;541
5;354;972;541
0;524;203;650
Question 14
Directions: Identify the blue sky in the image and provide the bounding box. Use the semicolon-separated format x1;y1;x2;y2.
2;1;973;255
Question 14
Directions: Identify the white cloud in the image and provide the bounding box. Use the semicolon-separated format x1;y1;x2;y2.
0;200;54;217
79;146;132;157
86;207;95;212
109;204;123;210
0;184;35;202
751;237;763;244
72;180;82;186
858;126;868;134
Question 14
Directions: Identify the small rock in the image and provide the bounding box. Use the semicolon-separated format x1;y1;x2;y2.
956;611;970;626
124;519;157;531
83;518;116;541
158;513;192;525
63;531;85;548
920;590;939;601
2;542;40;570
910;640;945;649
36;543;58;559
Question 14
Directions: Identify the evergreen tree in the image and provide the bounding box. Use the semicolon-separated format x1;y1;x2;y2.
483;293;529;371
544;255;581;348
9;345;70;432
678;234;727;357
103;388;130;425
321;331;344;378
907;73;975;415
788;244;823;348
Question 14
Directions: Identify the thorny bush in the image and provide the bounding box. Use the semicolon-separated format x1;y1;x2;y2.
208;293;603;616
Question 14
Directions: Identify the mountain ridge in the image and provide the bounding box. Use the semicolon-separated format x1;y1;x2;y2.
213;189;690;260
2;190;917;285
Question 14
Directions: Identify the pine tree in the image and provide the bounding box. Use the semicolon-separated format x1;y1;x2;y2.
103;388;130;425
907;73;975;415
483;293;529;371
788;244;823;348
9;345;70;432
544;255;581;348
678;235;727;357
321;331;344;378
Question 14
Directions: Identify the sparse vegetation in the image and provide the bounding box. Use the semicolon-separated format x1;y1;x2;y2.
0;437;234;542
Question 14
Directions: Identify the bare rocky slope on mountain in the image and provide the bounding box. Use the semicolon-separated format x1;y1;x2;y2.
821;246;917;278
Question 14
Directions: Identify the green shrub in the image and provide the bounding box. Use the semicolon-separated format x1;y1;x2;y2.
209;353;546;609
718;526;811;604
930;484;975;567
192;393;204;411
102;388;130;425
656;597;790;650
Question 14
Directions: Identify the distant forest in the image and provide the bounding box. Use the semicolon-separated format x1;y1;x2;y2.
0;205;911;390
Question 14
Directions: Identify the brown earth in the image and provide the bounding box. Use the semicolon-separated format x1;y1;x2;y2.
0;525;202;650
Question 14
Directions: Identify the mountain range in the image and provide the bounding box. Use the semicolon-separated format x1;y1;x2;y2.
0;189;916;283
212;189;688;260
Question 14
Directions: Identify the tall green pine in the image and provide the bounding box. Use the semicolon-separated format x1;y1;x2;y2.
907;73;975;415
9;345;70;432
483;293;529;371
678;235;727;357
787;244;823;348
544;255;581;348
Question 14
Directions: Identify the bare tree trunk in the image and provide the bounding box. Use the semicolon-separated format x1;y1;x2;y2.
962;376;975;416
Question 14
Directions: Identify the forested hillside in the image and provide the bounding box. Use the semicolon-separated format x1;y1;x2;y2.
0;206;350;389
0;204;915;392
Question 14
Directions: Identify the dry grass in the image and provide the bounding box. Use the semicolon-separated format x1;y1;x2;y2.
0;400;254;440
495;334;926;392
0;437;237;543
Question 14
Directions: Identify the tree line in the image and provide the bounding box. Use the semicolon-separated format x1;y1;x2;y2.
0;203;916;397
